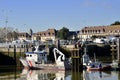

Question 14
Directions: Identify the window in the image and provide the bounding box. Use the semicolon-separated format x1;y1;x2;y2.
52;33;54;35
44;33;46;36
103;28;105;32
26;55;29;57
48;32;50;35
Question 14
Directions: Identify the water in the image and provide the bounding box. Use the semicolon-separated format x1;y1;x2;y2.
83;70;120;80
0;66;120;80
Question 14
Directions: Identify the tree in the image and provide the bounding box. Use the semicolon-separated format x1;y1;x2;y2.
57;27;69;40
0;27;18;42
111;21;120;25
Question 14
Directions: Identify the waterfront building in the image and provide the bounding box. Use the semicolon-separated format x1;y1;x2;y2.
78;25;120;41
18;32;31;40
32;29;57;42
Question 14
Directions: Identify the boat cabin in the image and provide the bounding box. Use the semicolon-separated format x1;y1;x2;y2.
25;46;48;64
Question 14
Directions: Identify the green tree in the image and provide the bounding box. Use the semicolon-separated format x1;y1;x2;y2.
57;27;69;40
111;21;120;25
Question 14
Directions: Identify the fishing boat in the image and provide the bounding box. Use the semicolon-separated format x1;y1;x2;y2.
87;61;111;71
19;45;71;70
82;48;111;71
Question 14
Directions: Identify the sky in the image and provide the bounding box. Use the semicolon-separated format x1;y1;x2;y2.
0;0;120;32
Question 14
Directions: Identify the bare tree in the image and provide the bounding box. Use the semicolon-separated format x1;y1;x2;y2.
0;27;18;42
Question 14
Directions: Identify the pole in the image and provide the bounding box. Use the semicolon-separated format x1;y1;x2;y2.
5;11;8;45
117;38;120;66
14;45;16;65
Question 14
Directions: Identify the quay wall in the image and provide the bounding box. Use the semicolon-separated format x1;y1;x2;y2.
0;47;32;53
0;47;50;66
0;43;112;67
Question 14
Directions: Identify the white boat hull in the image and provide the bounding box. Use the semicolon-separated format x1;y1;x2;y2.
20;58;71;70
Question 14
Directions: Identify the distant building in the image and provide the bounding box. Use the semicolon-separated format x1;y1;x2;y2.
78;25;120;41
18;32;31;40
32;29;57;42
69;31;79;40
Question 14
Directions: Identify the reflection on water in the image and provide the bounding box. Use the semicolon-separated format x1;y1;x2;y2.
0;66;21;80
0;67;83;80
20;68;71;80
83;70;120;80
1;66;120;80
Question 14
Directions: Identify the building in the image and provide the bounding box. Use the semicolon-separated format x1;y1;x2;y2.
69;31;79;40
78;25;120;41
18;32;31;40
32;29;56;42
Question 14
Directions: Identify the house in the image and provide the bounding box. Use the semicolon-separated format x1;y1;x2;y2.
18;32;31;40
78;25;120;41
32;29;56;42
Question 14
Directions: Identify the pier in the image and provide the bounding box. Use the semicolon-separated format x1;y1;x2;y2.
71;48;82;72
110;38;120;70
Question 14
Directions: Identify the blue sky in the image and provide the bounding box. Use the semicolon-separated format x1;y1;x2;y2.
0;0;120;32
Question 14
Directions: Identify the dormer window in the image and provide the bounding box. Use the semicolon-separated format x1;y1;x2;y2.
44;33;46;36
48;32;50;36
103;28;105;32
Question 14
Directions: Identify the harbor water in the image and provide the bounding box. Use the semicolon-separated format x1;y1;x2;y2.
0;66;120;80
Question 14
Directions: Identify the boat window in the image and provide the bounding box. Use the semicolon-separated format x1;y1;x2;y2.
30;55;32;57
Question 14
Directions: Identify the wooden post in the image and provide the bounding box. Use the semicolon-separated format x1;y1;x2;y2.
8;46;9;56
24;45;25;52
14;45;16;65
110;43;117;61
71;47;82;80
20;45;21;56
26;44;28;52
71;47;82;72
19;45;22;67
56;39;60;49
117;38;120;65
